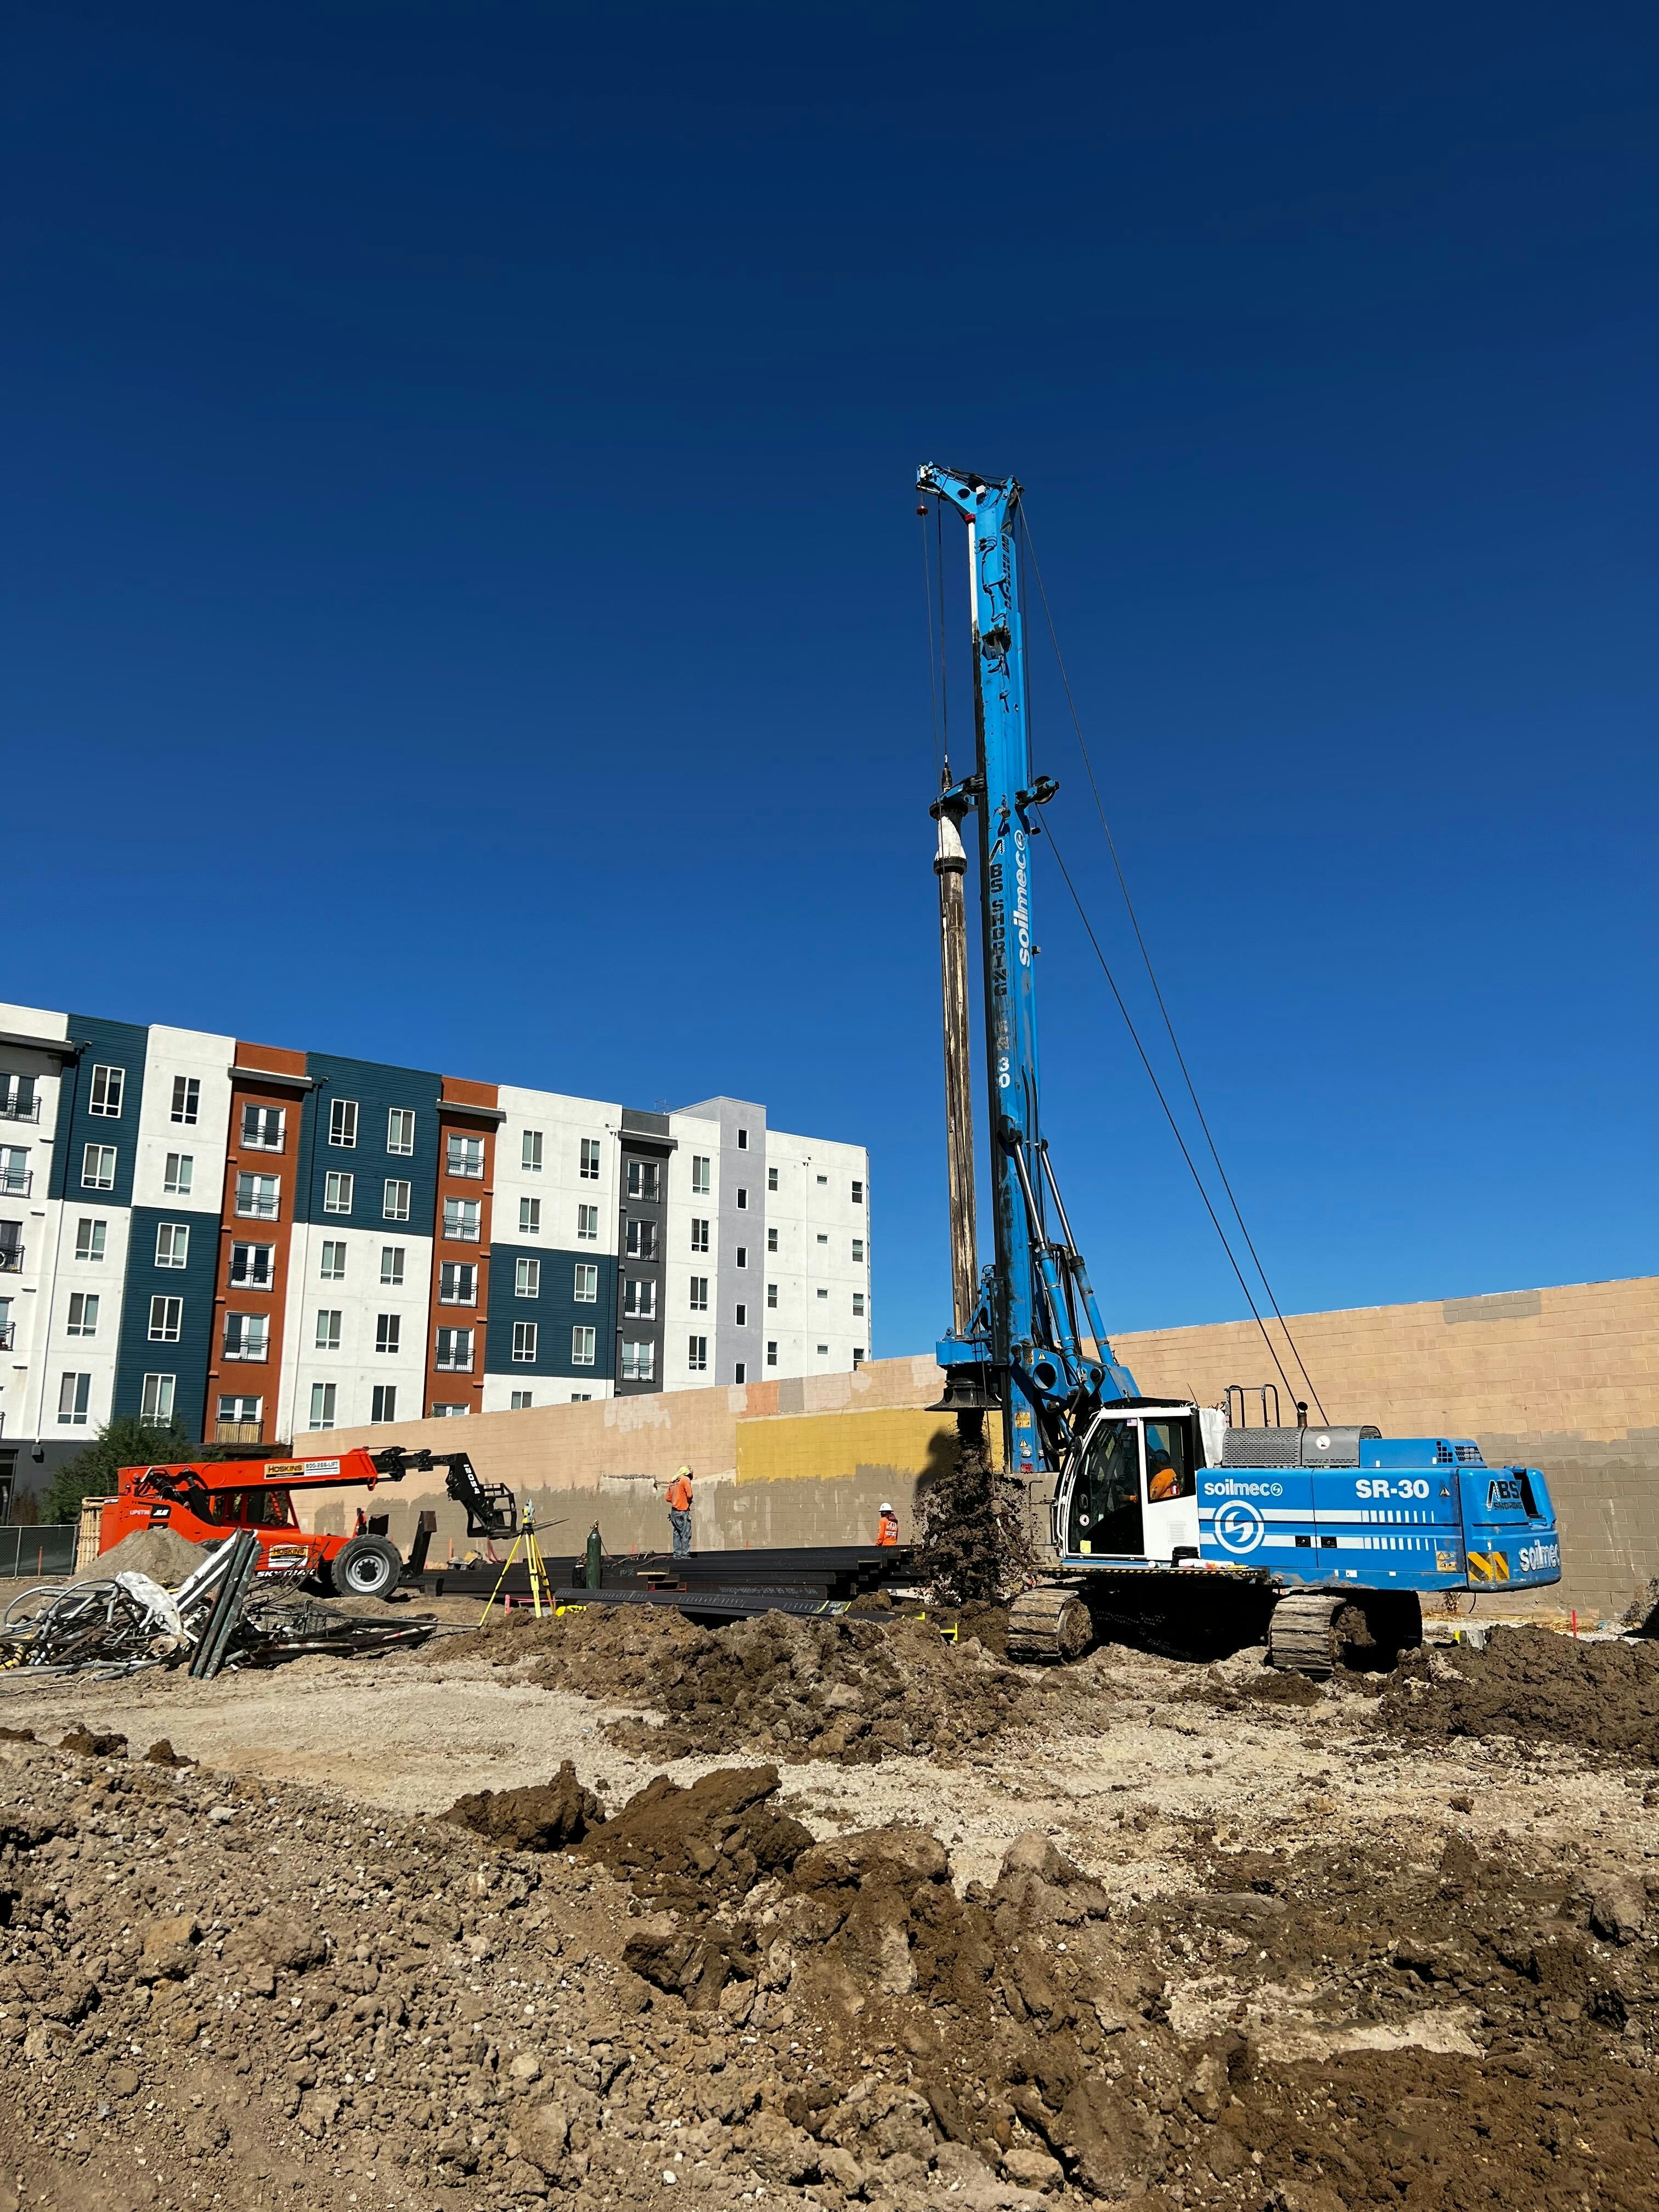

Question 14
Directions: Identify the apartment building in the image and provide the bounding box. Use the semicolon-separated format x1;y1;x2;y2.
0;1003;871;1492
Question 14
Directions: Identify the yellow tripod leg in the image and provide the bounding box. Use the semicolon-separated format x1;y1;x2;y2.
479;1532;526;1627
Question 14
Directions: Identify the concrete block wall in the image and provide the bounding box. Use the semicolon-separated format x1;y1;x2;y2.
307;1274;1659;1618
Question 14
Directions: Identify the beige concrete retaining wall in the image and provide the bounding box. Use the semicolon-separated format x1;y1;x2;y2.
305;1276;1659;1618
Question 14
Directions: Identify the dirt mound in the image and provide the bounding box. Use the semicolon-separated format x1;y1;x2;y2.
93;1526;216;1583
445;1757;603;1850
443;1598;1050;1764
1381;1624;1659;1763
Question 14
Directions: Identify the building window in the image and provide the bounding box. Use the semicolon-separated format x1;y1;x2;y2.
439;1261;477;1304
89;1064;125;1118
735;1246;747;1269
233;1243;276;1288
371;1385;397;1423
241;1104;285;1151
74;1218;106;1262
165;1153;194;1196
575;1204;597;1240
0;1074;35;1121
736;1187;748;1210
217;1395;262;1435
224;1312;269;1362
737;1128;748;1150
58;1373;92;1425
817;1287;829;1300
853;1346;865;1366
573;1263;597;1304
0;1146;30;1197
447;1133;484;1179
853;1292;866;1316
66;1292;99;1338
435;1326;474;1371
817;1344;829;1356
324;1171;354;1215
766;1341;777;1367
691;1155;710;1195
767;1227;778;1252
375;1313;400;1355
381;1246;405;1286
387;1108;416;1155
155;1221;189;1269
82;1143;117;1191
690;1217;709;1254
622;1340;656;1382
171;1076;200;1126
852;1180;864;1204
689;1275;708;1312
309;1382;336;1431
512;1321;538;1363
687;1335;707;1373
767;1282;779;1310
148;1295;184;1342
315;1308;342;1351
329;1098;358;1148
569;1392;591;1403
430;1402;471;1419
625;1218;659;1260
852;1238;865;1262
623;1277;656;1318
816;1173;828;1187
520;1196;541;1235
520;1128;543;1172
735;1304;747;1327
571;1325;596;1367
318;1240;346;1280
516;1256;541;1297
579;1138;601;1180
378;1178;409;1222
734;1361;746;1384
768;1166;778;1190
626;1159;661;1203
510;1390;534;1410
141;1373;176;1421
444;1198;481;1242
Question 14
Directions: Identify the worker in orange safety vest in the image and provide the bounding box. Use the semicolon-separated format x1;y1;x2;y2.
661;1465;694;1558
876;1501;899;1545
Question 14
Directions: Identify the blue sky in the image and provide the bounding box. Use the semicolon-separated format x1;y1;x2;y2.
7;2;1656;1365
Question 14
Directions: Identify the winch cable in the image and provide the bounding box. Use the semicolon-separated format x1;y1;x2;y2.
1020;510;1329;1426
1041;816;1304;1420
918;500;944;787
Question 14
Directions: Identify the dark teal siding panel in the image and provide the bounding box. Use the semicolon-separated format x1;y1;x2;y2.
113;1205;219;1432
486;1244;616;1379
296;1054;442;1234
51;1016;149;1207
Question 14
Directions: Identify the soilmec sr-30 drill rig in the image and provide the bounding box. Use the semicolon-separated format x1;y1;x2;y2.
916;461;1562;1674
99;1446;517;1599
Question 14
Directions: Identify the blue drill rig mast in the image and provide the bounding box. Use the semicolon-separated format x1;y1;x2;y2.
917;461;1563;1671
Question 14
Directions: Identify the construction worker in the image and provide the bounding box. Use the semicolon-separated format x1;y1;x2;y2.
876;1501;899;1546
661;1465;693;1558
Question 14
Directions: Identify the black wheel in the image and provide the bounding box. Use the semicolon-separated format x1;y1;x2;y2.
327;1536;402;1600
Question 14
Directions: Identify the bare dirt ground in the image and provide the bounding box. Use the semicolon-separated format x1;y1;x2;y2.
0;1607;1651;2212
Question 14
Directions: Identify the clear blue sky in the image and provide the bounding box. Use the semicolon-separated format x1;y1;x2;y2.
7;3;1656;1371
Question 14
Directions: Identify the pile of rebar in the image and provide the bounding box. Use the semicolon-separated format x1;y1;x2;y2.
0;1532;436;1680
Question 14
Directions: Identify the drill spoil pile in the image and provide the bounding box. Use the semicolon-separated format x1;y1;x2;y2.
433;1602;1051;1764
0;1715;1656;2212
1380;1625;1659;1763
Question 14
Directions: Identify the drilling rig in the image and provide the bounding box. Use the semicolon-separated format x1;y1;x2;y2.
917;461;1561;1673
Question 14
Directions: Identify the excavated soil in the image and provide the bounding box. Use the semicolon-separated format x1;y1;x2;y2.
0;1613;1655;2208
91;1528;216;1582
1381;1626;1659;1764
433;1602;1050;1764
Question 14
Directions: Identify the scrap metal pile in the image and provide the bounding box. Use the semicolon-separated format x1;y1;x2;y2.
0;1531;436;1681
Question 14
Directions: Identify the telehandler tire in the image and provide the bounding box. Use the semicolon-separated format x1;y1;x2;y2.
327;1536;402;1600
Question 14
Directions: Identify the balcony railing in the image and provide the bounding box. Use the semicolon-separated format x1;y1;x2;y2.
0;1247;22;1275
0;1325;13;1352
0;1172;31;1199
222;1342;270;1363
215;1420;263;1445
0;1099;41;1124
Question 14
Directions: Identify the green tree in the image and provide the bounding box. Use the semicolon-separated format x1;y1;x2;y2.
41;1411;191;1525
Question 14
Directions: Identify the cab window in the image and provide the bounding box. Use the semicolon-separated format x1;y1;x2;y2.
1070;1420;1142;1551
1144;1421;1195;1501
250;1487;296;1529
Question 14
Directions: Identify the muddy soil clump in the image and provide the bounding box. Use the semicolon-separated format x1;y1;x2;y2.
440;1600;1048;1764
446;1757;603;1850
1381;1624;1659;1763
